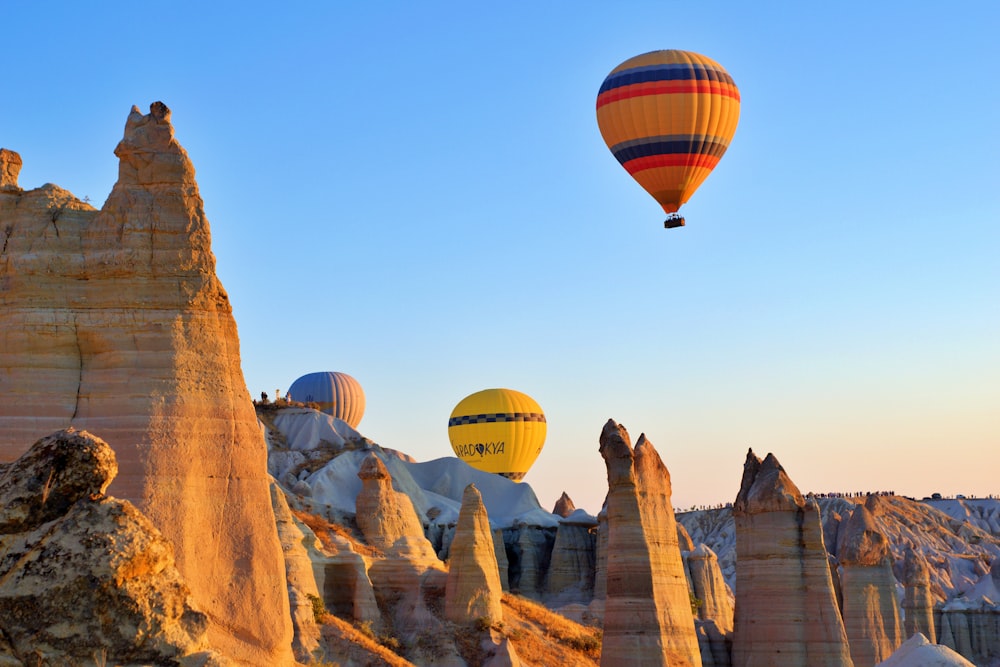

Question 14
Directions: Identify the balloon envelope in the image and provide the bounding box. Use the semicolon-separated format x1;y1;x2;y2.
288;371;365;428
597;49;740;218
447;388;546;482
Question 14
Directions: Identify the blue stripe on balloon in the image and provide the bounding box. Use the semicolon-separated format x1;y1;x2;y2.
599;63;735;95
610;135;730;163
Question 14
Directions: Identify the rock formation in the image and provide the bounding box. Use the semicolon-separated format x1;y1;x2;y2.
839;500;902;666
546;510;598;607
598;419;702;667
937;562;1000;666
0;430;223;665
686;544;734;634
0;104;292;664
0;148;21;189
553;491;576;518
355;453;437;561
731;449;853;667
902;546;936;643
445;484;504;624
354;453;460;663
270;482;323;662
508;522;554;600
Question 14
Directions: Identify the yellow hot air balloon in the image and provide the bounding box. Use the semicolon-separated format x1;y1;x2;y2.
597;49;740;228
447;388;546;482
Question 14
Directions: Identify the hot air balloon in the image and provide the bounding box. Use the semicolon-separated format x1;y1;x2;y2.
596;50;740;228
288;371;365;428
447;388;546;482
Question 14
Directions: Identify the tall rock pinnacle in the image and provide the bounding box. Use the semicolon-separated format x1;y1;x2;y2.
445;483;504;624
731;449;854;667
0;103;293;664
598;419;702;667
839;499;903;665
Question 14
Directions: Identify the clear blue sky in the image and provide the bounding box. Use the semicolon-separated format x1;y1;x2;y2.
4;2;998;513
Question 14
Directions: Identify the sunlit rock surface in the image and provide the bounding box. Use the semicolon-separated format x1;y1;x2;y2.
903;546;936;643
445;484;504;624
0;430;225;665
731;449;853;667
0;105;292;664
599;419;702;667
839;499;902;666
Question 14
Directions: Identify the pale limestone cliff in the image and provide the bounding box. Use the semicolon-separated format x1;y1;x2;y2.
902;546;936;643
937;563;1000;666
0;430;225;666
445;484;504;624
686;544;734;635
599;419;702;667
510;522;553;600
839;501;902;666
270;483;322;662
546;513;598;606
731;449;853;667
0;104;292;664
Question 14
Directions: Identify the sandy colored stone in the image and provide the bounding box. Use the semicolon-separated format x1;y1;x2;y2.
0;430;224;666
355;453;437;560
731;449;853;667
598;419;702;667
0;148;21;189
902;546;936;644
552;491;576;518
445;484;504;624
686;544;734;635
839;501;902;666
0;104;293;665
271;483;322;662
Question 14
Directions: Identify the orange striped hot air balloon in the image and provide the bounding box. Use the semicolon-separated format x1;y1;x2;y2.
597;50;740;228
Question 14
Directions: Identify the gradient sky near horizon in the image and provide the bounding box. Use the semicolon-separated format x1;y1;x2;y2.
3;2;997;514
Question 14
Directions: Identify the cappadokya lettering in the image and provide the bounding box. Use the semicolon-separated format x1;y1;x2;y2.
455;442;505;458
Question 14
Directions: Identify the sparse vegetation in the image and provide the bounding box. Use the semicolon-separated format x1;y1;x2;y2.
291;509;383;558
690;591;704;615
308;593;328;624
499;593;602;663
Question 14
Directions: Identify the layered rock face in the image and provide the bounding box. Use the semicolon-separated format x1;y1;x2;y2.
445;484;504;624
839;500;902;666
355;453;438;561
546;511;598;607
684;544;734;667
599;419;702;667
731;449;853;667
902;546;936;643
0;106;293;664
938;562;1000;667
0;430;219;665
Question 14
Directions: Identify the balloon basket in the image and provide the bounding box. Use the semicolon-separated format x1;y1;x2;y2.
664;214;685;229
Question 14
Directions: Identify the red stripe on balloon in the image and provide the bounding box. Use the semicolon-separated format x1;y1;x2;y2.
622;153;720;174
597;81;740;108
